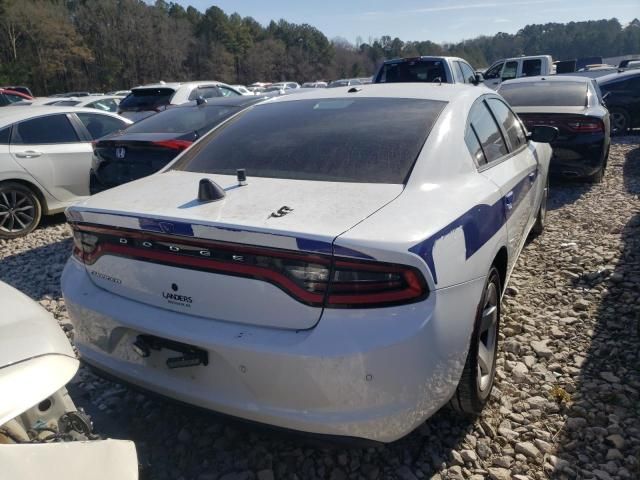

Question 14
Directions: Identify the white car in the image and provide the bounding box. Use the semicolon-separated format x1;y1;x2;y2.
0;281;138;480
62;84;555;442
0;106;131;238
118;82;243;122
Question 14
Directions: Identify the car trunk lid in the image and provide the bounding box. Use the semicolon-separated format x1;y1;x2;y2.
69;171;403;330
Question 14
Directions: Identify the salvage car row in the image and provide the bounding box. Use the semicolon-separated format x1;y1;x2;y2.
0;56;637;476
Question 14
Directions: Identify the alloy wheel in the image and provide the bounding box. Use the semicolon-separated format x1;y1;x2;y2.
611;111;628;133
477;280;499;392
0;190;36;233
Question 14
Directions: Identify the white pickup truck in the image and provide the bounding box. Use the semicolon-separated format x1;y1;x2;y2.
482;55;553;89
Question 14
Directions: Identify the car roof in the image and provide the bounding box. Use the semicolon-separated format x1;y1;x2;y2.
501;75;592;85
597;69;640;84
383;56;465;64
133;81;228;90
266;83;492;104
0;106;129;126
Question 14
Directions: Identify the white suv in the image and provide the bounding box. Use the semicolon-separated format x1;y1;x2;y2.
118;81;242;122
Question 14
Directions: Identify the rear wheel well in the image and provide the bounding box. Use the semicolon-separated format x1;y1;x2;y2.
492;247;508;293
0;179;48;214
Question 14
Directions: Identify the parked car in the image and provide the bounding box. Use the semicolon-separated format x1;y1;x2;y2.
597;69;640;134
48;95;124;112
327;78;362;88
1;86;33;97
301;81;328;88
0;281;138;480
374;56;478;84
270;82;300;90
62;84;556;442
230;85;255;96
0;89;33;106
0;107;131;238
118;82;243;122
499;76;610;182
483;55;553;89
90;96;269;194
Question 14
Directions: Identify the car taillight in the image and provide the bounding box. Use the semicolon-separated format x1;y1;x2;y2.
565;119;603;133
70;224;428;308
152;139;193;151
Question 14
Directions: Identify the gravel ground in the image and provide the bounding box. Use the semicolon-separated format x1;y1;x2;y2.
1;138;639;480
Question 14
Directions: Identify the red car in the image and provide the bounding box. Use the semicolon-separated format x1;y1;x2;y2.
0;88;33;106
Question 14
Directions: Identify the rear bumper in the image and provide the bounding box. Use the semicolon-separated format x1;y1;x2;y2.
549;135;607;178
61;258;485;442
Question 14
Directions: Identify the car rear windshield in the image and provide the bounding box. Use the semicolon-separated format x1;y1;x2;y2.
499;82;588;107
119;88;175;111
125;105;239;136
375;59;447;83
171;98;446;183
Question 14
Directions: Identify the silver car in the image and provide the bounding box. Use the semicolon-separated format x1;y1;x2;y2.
0;106;131;238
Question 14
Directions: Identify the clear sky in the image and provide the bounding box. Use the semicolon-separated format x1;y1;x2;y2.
174;0;639;44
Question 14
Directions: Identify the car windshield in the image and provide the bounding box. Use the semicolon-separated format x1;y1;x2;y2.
125;105;240;136
499;82;588;107
376;59;447;83
172;97;446;184
119;88;175;110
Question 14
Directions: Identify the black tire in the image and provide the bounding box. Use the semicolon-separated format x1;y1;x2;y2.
0;182;42;239
610;108;630;136
531;176;548;237
451;267;501;415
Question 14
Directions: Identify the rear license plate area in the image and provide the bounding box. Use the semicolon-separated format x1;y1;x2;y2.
133;334;208;369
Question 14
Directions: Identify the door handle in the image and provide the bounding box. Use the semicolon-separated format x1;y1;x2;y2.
504;191;514;210
528;171;536;182
15;150;42;158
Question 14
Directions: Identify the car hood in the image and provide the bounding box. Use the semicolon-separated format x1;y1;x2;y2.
0;282;78;426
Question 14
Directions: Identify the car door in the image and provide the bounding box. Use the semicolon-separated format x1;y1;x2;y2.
485;97;539;241
501;60;519;83
483;61;504;89
9;113;93;202
466;97;535;272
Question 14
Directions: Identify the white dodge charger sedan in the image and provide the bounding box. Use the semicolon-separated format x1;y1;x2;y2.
62;84;555;442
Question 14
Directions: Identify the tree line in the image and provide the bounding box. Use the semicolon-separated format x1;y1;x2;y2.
0;0;638;95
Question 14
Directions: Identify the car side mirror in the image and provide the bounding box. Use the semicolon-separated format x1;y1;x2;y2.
527;125;558;143
472;73;484;85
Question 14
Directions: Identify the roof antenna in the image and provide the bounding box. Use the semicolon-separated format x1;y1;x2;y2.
198;178;226;203
236;168;247;186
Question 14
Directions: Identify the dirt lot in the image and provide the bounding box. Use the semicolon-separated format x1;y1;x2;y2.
1;138;638;480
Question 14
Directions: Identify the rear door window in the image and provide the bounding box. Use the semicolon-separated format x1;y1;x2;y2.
0;126;10;144
189;86;223;100
172;98;447;184
522;59;542;77
453;62;464;83
76;112;129;140
499;81;588;107
12;115;79;144
486;98;527;150
376;59;447;83
467;101;508;163
119;88;175;111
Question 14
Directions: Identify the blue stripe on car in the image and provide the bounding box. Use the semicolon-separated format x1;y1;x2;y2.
410;170;536;284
